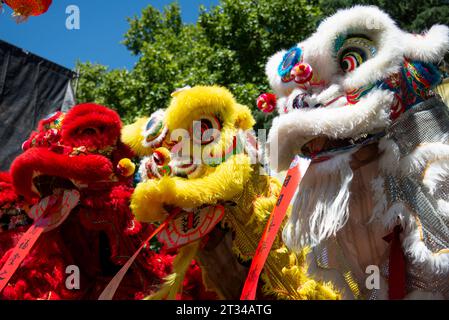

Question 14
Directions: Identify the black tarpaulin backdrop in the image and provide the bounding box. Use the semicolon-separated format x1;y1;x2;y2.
0;40;76;171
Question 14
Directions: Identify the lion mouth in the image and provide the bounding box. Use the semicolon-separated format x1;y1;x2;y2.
157;203;228;250
32;175;78;198
141;155;201;180
301;134;376;159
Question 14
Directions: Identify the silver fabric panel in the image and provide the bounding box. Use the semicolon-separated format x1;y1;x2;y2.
384;175;449;253
406;260;449;296
382;97;449;295
387;96;449;156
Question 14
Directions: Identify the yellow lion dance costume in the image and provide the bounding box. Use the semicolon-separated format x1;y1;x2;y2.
122;86;339;300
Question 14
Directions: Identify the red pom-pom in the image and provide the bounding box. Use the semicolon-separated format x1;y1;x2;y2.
256;93;277;113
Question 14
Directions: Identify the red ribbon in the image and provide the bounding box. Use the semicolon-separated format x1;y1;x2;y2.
240;157;302;300
383;225;407;300
0;190;80;294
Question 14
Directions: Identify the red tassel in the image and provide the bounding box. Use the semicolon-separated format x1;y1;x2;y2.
383;225;407;300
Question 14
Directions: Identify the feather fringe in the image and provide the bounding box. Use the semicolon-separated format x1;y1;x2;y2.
283;152;354;250
145;241;200;300
260;247;341;300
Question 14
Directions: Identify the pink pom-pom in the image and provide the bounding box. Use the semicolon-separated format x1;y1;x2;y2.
291;62;313;84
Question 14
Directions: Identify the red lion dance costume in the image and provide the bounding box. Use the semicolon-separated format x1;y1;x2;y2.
0;103;212;300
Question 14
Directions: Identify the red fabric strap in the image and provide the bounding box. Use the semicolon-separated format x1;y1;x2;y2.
240;157;302;300
383;225;407;300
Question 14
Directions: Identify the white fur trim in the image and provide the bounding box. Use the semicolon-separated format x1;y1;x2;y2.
138;156;152;182
402;25;449;63
436;200;449;219
374;142;449;274
265;6;449;107
378;138;401;174
283;152;354;250
422;160;449;195
400;142;449;176
313;84;347;109
275;96;289;114
422;159;449;218
312;6;405;89
375;198;449;274
370;176;388;224
265;50;297;98
384;202;407;230
402;212;449;274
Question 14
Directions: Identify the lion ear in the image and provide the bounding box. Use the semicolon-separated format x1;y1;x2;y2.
402;25;449;63
234;104;256;130
121;117;150;157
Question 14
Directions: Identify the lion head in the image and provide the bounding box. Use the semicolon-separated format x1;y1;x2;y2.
9;103;142;266
122;86;257;223
265;5;448;171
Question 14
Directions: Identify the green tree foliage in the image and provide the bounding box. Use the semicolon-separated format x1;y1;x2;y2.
76;1;322;128
76;0;448;128
319;0;449;32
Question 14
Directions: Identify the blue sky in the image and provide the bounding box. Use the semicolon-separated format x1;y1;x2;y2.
0;0;218;71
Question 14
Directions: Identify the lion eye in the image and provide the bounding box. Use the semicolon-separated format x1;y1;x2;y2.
340;49;365;72
144;116;163;138
81;127;100;135
337;36;377;73
192;116;222;145
142;110;167;148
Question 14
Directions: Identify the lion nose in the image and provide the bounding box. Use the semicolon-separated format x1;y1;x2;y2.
153;147;171;167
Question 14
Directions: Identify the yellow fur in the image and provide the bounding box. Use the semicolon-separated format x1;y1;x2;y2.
165;86;254;132
122;117;151;157
234;104;256;130
131;154;252;222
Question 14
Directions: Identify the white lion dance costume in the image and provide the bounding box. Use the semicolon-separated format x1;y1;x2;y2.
264;6;449;299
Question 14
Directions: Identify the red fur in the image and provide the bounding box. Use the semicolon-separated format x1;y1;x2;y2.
0;232;80;300
0;172;18;208
61;103;121;150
